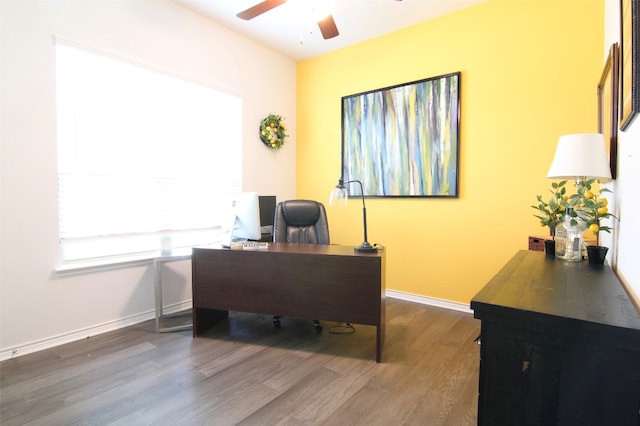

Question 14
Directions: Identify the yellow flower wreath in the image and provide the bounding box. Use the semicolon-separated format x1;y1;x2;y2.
260;114;288;150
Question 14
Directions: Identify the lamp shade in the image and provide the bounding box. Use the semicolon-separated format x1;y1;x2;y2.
546;133;612;180
328;179;348;206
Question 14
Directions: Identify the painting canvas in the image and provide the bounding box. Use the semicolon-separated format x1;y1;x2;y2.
341;72;460;197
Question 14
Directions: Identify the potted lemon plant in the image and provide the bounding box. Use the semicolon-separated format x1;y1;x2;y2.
568;179;615;264
531;180;568;255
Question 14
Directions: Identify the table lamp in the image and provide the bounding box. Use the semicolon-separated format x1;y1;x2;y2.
546;133;612;262
329;178;378;253
546;133;612;182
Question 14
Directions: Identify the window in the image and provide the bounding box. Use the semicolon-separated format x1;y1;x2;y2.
56;41;243;264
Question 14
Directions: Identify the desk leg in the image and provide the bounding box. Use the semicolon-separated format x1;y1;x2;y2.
376;299;386;363
193;308;229;337
154;258;162;333
154;258;192;333
376;324;385;363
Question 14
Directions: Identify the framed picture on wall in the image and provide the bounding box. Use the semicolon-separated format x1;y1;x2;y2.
598;43;619;179
620;0;639;131
341;72;461;198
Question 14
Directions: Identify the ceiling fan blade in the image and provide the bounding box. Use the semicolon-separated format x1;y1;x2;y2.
318;15;339;39
236;0;287;20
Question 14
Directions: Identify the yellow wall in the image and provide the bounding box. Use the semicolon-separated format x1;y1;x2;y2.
296;0;603;304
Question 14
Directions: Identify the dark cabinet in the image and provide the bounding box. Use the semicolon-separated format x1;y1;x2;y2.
471;250;640;425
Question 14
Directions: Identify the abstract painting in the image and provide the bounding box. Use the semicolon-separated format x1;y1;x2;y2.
341;72;460;197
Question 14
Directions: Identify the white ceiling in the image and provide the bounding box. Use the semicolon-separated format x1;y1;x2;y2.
174;0;486;61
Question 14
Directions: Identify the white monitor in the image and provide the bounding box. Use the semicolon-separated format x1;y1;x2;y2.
220;192;261;247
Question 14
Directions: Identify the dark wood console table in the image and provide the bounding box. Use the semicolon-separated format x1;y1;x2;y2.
191;243;386;362
471;250;640;425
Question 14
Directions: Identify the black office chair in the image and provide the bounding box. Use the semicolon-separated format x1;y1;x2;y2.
272;199;330;332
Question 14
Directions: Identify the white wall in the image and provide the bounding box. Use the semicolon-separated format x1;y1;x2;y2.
604;0;640;305
0;0;297;359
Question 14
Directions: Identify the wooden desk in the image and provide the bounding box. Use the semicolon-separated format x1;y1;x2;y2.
471;250;640;425
191;243;386;362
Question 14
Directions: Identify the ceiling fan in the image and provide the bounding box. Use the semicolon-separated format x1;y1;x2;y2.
237;0;339;39
237;0;403;40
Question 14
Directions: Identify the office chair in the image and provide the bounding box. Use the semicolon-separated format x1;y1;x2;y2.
272;199;330;332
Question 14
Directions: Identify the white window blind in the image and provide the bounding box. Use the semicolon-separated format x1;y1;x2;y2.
56;41;243;263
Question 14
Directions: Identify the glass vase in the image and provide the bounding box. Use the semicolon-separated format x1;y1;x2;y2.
555;213;585;262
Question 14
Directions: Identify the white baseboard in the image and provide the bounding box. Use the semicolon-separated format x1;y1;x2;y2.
0;301;192;362
2;294;468;362
386;290;472;314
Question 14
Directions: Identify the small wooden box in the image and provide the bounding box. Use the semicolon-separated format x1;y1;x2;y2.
528;236;547;252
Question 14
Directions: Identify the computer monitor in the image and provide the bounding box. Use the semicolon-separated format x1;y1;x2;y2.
258;195;276;235
220;192;261;246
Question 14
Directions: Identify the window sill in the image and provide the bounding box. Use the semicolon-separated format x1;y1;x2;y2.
55;248;194;276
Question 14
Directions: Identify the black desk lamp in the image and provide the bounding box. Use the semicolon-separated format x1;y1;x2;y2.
329;178;377;253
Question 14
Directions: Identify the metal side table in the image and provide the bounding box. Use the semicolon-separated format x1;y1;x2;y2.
154;248;193;332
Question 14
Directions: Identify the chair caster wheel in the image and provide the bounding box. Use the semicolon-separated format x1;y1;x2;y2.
273;319;281;328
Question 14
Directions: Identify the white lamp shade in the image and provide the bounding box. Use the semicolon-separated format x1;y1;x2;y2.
546;133;612;180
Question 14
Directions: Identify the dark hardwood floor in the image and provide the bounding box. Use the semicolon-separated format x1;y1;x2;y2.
0;299;480;425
